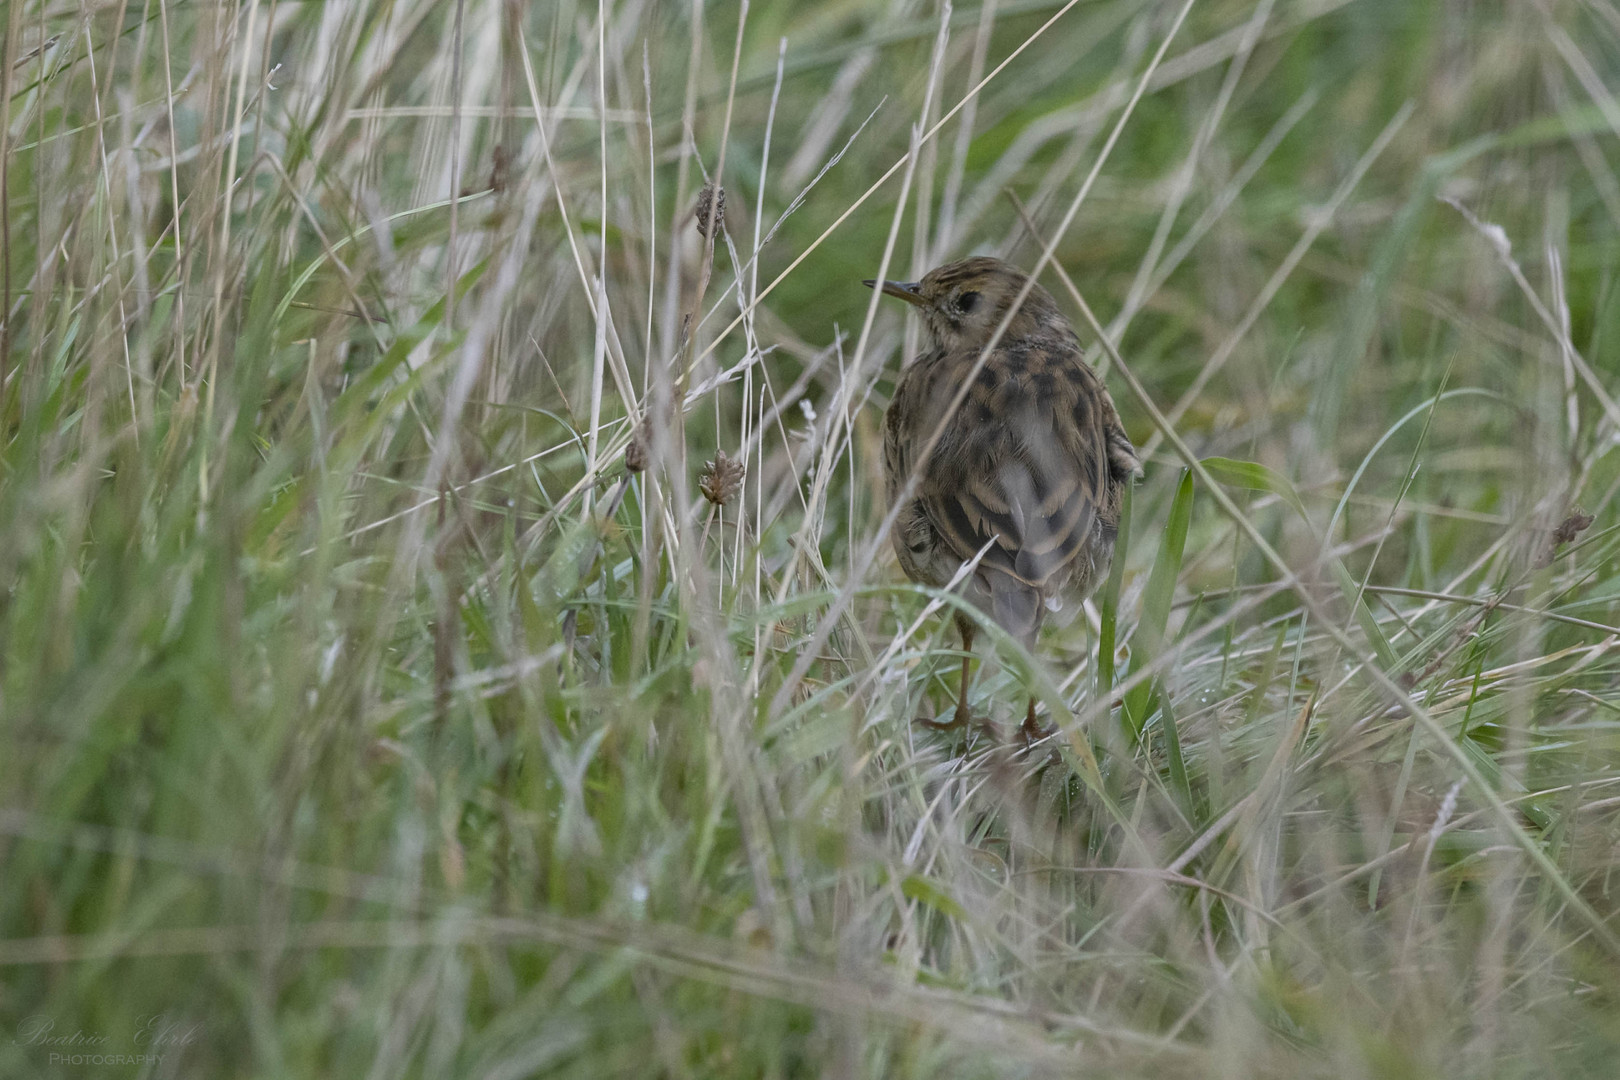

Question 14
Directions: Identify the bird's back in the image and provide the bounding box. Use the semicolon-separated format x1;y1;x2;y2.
885;322;1137;645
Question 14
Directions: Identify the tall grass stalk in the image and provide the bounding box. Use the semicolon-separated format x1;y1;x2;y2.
5;1;1620;1076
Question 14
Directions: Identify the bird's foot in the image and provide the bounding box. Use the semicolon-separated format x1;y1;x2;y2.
914;704;975;732
914;715;965;731
915;707;1004;742
1019;707;1056;747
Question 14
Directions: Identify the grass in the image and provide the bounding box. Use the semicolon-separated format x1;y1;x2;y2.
5;0;1620;1075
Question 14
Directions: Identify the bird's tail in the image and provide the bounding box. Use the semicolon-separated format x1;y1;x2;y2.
985;570;1042;650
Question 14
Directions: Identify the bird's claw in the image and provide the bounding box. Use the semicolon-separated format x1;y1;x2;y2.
915;707;1055;750
914;707;975;732
1019;715;1056;746
914;710;1004;742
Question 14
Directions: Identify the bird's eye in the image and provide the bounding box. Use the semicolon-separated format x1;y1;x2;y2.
958;291;981;314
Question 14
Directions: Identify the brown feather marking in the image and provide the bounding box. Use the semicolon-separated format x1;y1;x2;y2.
878;256;1138;645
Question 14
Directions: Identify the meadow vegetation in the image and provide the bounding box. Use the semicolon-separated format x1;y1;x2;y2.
6;0;1620;1075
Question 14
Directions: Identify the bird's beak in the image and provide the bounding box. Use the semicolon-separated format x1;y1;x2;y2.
862;278;927;307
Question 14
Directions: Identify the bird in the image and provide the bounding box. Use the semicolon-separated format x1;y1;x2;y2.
866;256;1139;742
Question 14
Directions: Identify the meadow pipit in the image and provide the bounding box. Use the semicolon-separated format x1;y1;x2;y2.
867;256;1139;741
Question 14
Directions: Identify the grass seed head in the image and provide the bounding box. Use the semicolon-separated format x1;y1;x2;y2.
695;182;725;239
1538;508;1596;566
625;427;649;474
699;450;744;506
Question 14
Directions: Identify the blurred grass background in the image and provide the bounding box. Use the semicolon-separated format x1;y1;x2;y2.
5;0;1620;1075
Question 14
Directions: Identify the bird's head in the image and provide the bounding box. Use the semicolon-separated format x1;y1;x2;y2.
863;256;1064;350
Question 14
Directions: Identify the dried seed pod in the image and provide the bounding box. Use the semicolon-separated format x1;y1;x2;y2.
1551;509;1595;547
489;145;510;194
1537;508;1595;567
627;396;679;474
695;182;725;239
699;450;744;506
625;421;650;474
618;414;651;472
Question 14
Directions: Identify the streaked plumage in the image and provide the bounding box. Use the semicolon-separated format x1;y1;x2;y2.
868;256;1139;738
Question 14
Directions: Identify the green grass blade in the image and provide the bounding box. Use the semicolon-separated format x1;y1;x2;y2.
1122;468;1193;746
1199;456;1309;520
1097;483;1132;700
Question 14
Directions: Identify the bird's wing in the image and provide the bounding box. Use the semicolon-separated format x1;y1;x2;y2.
885;349;960;589
1096;374;1141;483
927;431;1099;588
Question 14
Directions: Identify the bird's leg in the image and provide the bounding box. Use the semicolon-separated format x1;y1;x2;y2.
1020;696;1054;744
953;622;976;727
915;621;975;731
